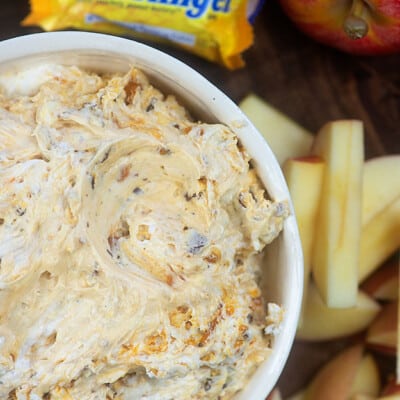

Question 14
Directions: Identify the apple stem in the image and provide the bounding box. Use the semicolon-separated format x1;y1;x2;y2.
343;0;369;40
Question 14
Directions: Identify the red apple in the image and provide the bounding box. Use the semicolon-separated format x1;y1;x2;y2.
279;0;400;55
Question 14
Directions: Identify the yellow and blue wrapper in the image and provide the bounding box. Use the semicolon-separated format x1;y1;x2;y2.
23;0;264;69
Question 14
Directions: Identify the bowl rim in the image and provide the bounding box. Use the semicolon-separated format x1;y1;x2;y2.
0;31;303;399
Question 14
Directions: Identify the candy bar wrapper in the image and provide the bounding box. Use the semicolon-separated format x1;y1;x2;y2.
23;0;264;69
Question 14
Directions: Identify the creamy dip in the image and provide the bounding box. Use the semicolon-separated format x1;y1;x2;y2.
0;65;287;399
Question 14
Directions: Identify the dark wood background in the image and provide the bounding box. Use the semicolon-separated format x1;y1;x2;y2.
4;1;400;397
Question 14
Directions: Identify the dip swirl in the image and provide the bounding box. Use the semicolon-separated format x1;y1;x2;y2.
0;65;287;399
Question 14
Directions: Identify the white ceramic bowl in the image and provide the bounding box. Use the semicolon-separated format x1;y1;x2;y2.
0;32;303;399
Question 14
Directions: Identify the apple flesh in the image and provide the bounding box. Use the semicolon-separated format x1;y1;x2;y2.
239;94;313;165
303;344;364;400
366;301;398;355
266;388;282;400
379;393;400;399
287;390;306;400
349;353;381;398
279;0;400;55
361;258;399;301
299;345;380;400
282;156;325;324
362;155;400;226
283;156;324;270
359;197;400;282
296;281;380;341
311;120;364;308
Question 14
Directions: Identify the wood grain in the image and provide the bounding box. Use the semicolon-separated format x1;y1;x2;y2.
3;1;400;397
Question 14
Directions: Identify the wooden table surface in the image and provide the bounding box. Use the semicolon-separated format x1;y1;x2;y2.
4;1;400;397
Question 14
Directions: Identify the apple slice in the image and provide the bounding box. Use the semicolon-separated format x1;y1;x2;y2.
362;155;400;226
359;197;400;282
303;344;364;400
379;393;400;399
282;156;325;324
287;390;306;400
239;94;313;165
380;377;400;399
349;353;381;398
311;120;364;307
350;395;378;400
366;301;398;355
266;388;282;400
296;281;380;341
361;258;399;301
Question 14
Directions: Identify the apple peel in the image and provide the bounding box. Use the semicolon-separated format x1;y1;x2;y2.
303;344;364;400
297;281;380;341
